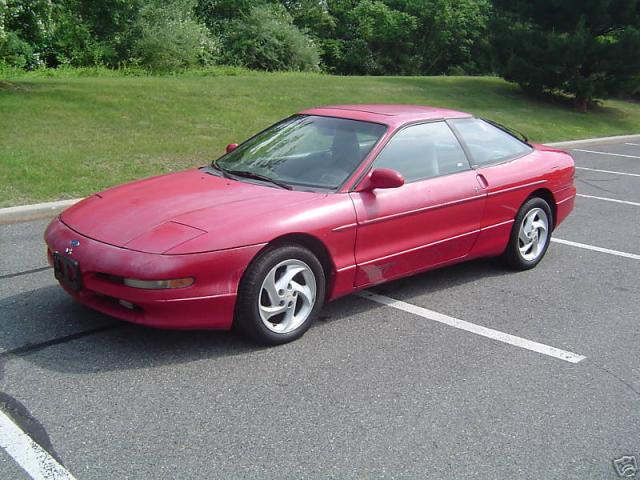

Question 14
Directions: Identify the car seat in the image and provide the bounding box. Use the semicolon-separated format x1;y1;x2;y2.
331;128;361;170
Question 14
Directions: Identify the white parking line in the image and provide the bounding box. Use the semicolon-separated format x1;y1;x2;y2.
552;238;640;260
576;193;640;207
625;143;640;146
0;409;76;480
575;166;640;177
573;149;640;159
356;291;586;364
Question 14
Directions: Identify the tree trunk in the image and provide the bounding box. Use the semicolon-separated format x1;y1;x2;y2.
574;95;589;113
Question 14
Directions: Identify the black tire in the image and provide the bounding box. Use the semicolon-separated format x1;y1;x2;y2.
235;244;326;345
503;197;553;270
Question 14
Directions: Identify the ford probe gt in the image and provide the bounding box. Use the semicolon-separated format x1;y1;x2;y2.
45;105;575;345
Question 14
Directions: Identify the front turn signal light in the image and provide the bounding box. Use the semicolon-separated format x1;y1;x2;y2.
123;277;194;289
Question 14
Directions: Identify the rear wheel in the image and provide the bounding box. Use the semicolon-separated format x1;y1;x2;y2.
503;197;552;270
236;244;325;345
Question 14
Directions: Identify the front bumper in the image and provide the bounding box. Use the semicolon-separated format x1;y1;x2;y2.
45;218;265;330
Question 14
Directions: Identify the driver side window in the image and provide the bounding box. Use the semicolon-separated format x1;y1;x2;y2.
373;122;470;183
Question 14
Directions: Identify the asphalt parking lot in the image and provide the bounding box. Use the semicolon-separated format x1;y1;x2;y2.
1;140;639;479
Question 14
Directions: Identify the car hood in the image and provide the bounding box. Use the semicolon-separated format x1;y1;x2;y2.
61;169;323;254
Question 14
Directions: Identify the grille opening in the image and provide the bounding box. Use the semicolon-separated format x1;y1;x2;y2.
94;292;140;311
95;273;124;284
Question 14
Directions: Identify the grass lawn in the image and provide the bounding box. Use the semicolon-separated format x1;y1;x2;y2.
2;71;640;207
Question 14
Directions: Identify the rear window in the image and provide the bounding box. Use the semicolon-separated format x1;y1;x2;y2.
450;118;531;167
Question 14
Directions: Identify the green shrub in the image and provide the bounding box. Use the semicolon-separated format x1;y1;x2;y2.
221;4;320;72
0;31;40;68
49;2;113;67
131;0;218;72
0;0;6;41
0;0;53;68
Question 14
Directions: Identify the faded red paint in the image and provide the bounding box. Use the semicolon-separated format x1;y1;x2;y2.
45;105;575;329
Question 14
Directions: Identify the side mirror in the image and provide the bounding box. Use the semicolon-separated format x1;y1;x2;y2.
226;143;239;153
357;168;405;192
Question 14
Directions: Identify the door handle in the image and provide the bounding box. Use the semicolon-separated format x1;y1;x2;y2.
476;173;489;190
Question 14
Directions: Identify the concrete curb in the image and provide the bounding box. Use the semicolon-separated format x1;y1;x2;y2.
1;133;639;225
545;133;640;149
0;198;82;225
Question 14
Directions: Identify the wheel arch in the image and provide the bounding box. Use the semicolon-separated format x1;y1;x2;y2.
527;188;557;230
245;233;336;299
270;233;335;281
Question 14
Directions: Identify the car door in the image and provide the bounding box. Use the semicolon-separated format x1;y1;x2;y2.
448;118;539;257
349;121;487;287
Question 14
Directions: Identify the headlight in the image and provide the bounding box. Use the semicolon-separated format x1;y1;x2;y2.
123;277;194;289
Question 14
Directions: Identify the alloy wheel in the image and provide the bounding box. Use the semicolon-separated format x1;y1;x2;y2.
518;208;549;262
258;259;317;334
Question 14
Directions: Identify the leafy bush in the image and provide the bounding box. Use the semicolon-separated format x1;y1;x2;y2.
0;0;52;68
0;31;44;68
1;0;494;75
195;0;266;33
49;3;113;67
131;0;218;71
69;0;145;65
315;0;492;76
345;0;418;75
0;0;6;41
221;4;320;72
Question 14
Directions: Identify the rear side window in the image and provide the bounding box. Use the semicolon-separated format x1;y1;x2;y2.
450;118;531;167
373;121;470;183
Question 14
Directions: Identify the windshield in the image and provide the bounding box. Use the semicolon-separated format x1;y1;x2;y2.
215;115;387;190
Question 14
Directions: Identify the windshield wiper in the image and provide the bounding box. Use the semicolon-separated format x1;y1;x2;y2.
225;169;293;190
210;161;231;179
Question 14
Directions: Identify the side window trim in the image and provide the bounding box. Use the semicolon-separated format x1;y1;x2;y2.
445;118;475;169
357;119;474;187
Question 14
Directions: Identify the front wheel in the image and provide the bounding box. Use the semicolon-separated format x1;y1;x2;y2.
503;197;553;270
235;244;325;345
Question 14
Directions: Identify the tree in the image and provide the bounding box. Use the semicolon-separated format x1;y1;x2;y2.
221;4;320;71
319;0;492;75
0;0;494;74
0;0;145;68
195;0;266;33
0;0;7;42
0;0;53;68
281;0;335;37
321;0;418;75
346;0;418;74
492;0;640;111
57;0;146;66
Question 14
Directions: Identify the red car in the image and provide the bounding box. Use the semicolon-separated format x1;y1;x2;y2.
45;105;575;344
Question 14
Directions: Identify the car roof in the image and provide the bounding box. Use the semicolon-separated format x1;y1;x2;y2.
300;104;472;127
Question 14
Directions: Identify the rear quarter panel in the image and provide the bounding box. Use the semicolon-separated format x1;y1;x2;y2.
471;147;575;257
